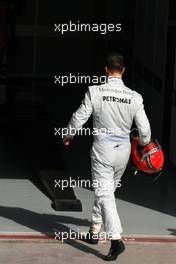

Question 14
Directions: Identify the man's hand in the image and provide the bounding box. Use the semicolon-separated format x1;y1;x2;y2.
63;135;73;146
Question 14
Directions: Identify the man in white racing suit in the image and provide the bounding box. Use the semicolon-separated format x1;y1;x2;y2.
63;52;151;261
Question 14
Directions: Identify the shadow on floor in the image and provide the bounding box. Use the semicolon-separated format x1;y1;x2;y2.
0;206;105;259
167;229;176;236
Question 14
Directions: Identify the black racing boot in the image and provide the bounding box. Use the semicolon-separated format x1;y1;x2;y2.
104;239;125;261
85;230;99;244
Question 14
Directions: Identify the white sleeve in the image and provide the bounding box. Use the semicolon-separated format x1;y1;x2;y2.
66;88;93;137
134;94;151;146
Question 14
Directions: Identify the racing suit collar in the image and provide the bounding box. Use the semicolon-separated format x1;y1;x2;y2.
107;76;123;83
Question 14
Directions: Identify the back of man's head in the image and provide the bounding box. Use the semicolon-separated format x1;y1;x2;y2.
105;52;125;73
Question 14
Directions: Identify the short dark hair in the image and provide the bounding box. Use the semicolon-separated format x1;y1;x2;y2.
105;52;125;72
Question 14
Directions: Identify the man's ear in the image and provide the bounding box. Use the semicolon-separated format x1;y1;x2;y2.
122;67;125;74
105;66;109;76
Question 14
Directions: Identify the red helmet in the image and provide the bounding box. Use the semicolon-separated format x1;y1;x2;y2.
131;135;164;175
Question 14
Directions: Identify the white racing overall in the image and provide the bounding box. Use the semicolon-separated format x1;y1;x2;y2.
67;76;151;239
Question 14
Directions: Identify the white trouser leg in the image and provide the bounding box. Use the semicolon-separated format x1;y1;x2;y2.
91;140;131;238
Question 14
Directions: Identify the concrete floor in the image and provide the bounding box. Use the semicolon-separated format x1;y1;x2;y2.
0;240;176;264
0;179;175;237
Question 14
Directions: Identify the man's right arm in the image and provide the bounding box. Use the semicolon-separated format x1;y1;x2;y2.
134;94;151;146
